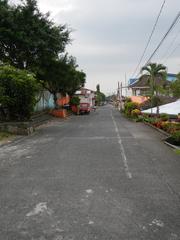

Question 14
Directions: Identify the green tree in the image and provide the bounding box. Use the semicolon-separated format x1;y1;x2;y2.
39;55;86;108
95;84;106;106
0;65;39;120
141;63;167;114
96;84;100;93
0;0;70;73
170;73;180;97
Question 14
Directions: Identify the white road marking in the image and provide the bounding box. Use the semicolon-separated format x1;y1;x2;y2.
26;202;52;217
86;189;94;194
111;112;132;179
88;221;94;225
151;219;164;227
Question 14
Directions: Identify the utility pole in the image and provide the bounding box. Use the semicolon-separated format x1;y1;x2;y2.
125;73;127;97
120;82;123;110
117;82;120;110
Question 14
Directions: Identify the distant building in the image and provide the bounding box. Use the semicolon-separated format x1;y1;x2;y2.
128;73;176;96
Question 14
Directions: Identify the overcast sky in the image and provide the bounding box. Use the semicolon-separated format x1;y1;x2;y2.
11;0;180;94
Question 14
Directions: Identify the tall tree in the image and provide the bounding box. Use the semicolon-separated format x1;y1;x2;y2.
141;63;167;114
96;84;100;92
0;0;70;73
96;84;106;106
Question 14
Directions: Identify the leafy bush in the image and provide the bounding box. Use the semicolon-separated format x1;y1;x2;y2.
131;109;141;118
124;102;139;117
160;113;169;121
136;115;144;122
0;65;39;120
161;122;180;134
166;131;180;146
69;96;80;106
172;131;180;143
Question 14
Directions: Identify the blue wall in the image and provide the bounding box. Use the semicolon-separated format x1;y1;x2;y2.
34;91;54;112
129;73;176;86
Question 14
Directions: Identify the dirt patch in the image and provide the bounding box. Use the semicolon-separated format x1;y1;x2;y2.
0;132;15;145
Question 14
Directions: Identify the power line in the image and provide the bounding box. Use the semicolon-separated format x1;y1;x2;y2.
164;42;180;63
131;0;166;79
161;27;180;61
145;11;180;65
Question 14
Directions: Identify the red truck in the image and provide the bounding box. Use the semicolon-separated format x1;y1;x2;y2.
79;102;91;114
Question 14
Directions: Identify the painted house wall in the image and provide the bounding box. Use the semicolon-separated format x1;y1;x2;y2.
34;91;54;112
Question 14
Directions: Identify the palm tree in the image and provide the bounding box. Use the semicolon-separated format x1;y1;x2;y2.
141;63;167;114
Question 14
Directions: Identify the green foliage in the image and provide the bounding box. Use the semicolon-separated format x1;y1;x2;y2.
175;149;180;155
69;96;80;106
141;63;167;114
0;0;86;112
124;101;139;117
171;131;180;143
39;55;86;107
161;122;180;134
0;0;70;73
95;84;106;105
170;74;180;97
0;65;39;120
131;109;141;118
96;84;100;92
160;113;169;121
96;92;106;105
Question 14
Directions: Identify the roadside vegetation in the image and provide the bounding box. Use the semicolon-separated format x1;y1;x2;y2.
0;0;86;121
123;97;180;146
175;149;180;155
0;132;14;142
95;84;106;106
121;61;180;147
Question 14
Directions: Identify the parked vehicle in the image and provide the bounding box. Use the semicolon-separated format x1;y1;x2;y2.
79;97;91;114
80;102;90;114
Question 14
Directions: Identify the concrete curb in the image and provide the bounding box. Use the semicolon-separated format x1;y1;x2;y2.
143;122;171;137
164;140;180;150
143;122;180;150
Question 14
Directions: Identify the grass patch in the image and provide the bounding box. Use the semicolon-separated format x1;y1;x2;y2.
175;149;180;155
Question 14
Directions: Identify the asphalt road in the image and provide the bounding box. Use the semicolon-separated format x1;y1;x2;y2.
0;105;180;240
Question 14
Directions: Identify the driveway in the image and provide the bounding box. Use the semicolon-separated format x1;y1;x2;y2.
0;105;180;240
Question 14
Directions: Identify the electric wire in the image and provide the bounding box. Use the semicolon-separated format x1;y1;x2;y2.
161;27;180;61
130;0;166;79
145;11;180;65
164;42;180;63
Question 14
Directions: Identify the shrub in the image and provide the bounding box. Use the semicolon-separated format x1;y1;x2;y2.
161;122;180;134
171;131;180;144
160;113;169;121
131;109;141;118
0;65;39;120
124;102;139;117
136;115;144;122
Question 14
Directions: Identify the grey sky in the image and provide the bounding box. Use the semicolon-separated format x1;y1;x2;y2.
11;0;180;94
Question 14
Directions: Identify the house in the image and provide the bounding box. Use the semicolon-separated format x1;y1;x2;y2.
129;73;176;96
